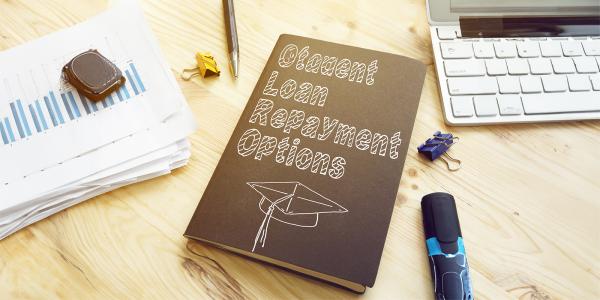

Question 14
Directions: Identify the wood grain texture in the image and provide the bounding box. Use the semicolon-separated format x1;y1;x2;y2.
0;0;599;299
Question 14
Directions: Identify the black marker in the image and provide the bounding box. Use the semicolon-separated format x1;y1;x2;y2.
421;192;473;300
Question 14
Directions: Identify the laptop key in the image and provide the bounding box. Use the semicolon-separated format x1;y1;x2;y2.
497;76;521;94
522;92;600;114
582;40;600;56
573;57;599;73
561;41;583;56
567;74;592;91
494;42;517;58
485;59;507;75
437;28;457;40
473;42;495;58
441;42;473;59
520;76;543;93
451;96;474;117
517;42;540;57
447;78;498;95
506;59;530;75
473;96;498;116
539;41;562;57
551;58;576;74
497;95;523;115
591;75;600;90
529;58;553;74
444;60;485;76
541;75;567;92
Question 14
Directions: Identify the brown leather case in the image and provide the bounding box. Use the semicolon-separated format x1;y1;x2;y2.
62;49;126;101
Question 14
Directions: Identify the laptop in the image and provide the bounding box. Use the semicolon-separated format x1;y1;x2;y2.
427;0;600;125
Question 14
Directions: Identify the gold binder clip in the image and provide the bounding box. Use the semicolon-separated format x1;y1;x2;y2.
181;52;220;80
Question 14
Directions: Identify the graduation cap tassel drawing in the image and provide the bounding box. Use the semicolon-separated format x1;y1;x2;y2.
247;182;349;252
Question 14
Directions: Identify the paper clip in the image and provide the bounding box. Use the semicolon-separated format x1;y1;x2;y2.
181;52;220;80
417;131;462;171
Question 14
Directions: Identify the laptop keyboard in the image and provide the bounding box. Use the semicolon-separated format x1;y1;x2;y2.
431;26;600;125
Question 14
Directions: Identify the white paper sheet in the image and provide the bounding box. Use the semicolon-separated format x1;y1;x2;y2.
0;0;185;183
0;1;198;239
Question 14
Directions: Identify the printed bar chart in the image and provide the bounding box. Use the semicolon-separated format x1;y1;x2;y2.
28;103;41;133
0;62;146;145
3;118;15;142
0;119;8;144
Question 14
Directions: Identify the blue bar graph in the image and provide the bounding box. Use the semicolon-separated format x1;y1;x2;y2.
120;85;130;99
125;70;139;95
0;62;146;146
129;63;146;92
16;100;32;136
34;100;48;130
44;96;58;127
67;92;81;117
0;122;7;144
49;92;65;124
28;104;42;133
101;98;109;108
78;92;91;114
4;118;15;142
61;93;75;120
76;90;97;112
90;98;98;111
115;89;124;101
9;102;25;138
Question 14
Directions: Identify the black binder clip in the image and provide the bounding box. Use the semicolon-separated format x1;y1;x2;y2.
417;131;461;171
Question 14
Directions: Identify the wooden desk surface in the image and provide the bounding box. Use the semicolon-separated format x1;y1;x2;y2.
1;0;598;298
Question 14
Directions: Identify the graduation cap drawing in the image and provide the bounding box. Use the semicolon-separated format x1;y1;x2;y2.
247;181;348;252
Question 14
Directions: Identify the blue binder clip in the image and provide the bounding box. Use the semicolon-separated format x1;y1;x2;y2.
417;131;461;171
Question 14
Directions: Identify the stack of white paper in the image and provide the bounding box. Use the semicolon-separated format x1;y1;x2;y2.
0;1;196;239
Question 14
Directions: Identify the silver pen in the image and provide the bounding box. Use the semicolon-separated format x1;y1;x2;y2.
223;0;239;78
